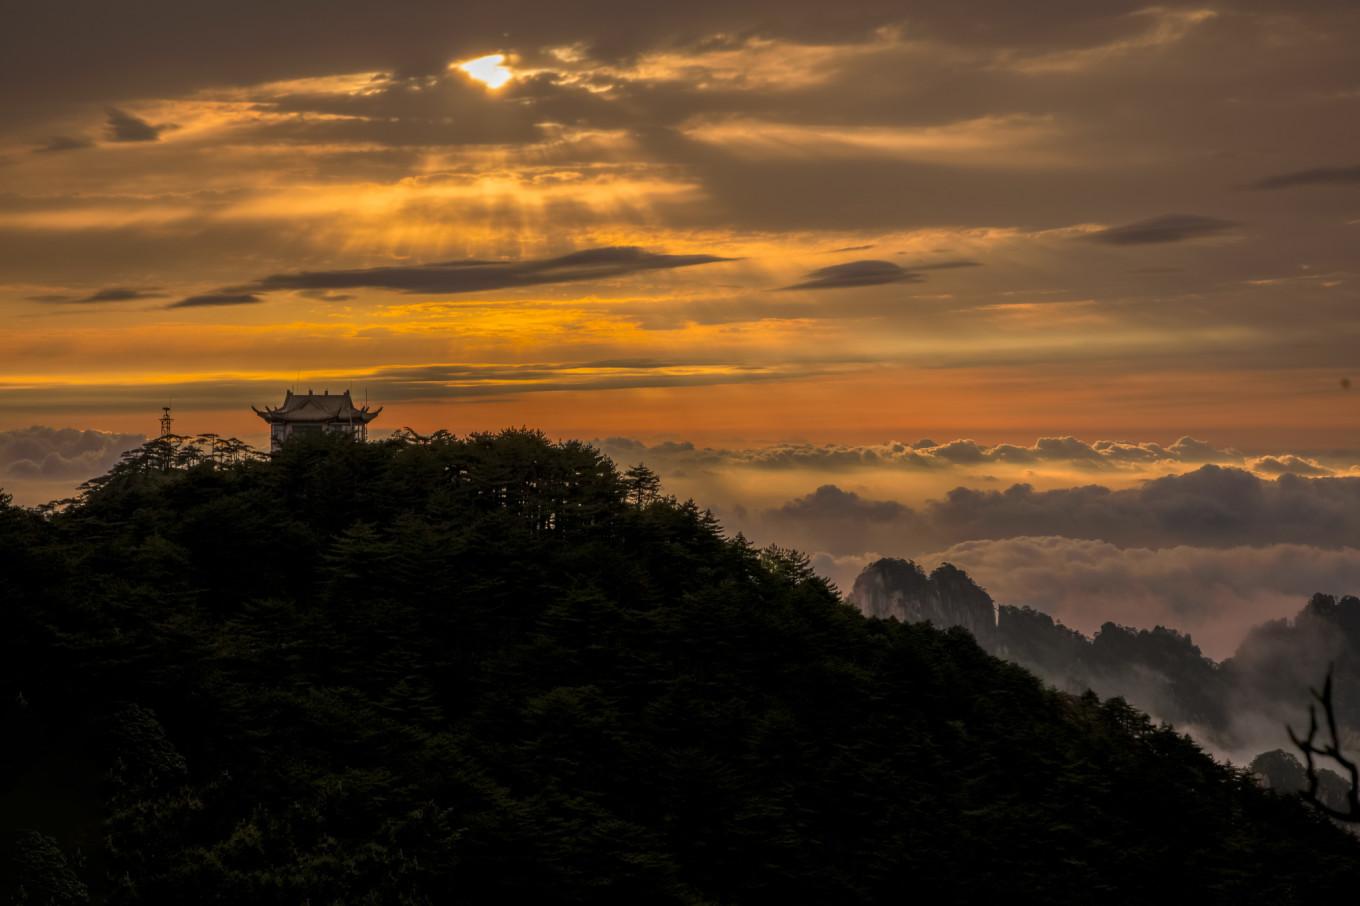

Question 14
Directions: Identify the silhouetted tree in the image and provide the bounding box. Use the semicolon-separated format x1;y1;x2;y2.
622;462;661;508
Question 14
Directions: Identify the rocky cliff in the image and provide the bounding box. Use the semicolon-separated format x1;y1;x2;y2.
848;558;997;643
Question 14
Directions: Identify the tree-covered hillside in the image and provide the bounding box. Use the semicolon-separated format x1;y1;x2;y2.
2;430;1358;903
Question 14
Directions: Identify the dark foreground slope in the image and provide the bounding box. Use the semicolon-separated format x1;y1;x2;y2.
2;431;1357;904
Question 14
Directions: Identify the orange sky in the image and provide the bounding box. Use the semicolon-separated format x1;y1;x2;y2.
1;0;1358;470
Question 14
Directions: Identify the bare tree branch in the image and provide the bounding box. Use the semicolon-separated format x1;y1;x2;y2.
1288;667;1360;822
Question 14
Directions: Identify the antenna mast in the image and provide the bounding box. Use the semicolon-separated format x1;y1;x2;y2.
159;404;174;438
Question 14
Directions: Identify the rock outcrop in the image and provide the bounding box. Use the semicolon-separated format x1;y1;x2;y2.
848;558;996;643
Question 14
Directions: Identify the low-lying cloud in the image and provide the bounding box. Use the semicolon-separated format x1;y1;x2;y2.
755;466;1360;559
596;434;1243;475
925;467;1360;549
1246;453;1332;476
0;426;144;485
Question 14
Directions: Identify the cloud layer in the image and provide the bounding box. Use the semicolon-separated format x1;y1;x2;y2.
0;426;143;484
759;467;1360;557
597;434;1245;475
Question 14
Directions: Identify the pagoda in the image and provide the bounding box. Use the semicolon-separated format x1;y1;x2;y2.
252;389;381;452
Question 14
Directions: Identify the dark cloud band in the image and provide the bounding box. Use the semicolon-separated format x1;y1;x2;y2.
34;135;94;153
105;107;163;142
1251;165;1360;190
170;292;263;308
1085;214;1238;245
170;246;735;307
29;287;164;304
782;258;980;291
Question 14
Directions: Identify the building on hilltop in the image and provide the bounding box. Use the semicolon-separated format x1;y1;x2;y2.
252;389;382;452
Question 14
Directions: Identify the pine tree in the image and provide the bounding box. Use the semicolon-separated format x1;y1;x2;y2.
622;463;661;508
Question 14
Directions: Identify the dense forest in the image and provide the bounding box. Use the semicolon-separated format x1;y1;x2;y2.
3;430;1359;903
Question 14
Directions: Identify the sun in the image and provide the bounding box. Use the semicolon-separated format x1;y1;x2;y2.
456;53;514;90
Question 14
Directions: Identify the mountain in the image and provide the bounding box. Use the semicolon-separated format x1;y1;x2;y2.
846;558;997;643
849;557;1360;756
3;431;1358;903
1251;749;1353;815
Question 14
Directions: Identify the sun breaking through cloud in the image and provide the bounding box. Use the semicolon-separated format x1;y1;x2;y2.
455;53;514;89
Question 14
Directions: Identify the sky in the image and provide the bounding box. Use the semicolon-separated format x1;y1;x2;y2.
3;0;1360;657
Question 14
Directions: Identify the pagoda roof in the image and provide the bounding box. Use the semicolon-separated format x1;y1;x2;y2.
253;389;382;424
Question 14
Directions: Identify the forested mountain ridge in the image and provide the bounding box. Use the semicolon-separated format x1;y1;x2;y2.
3;430;1359;904
850;557;1360;758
